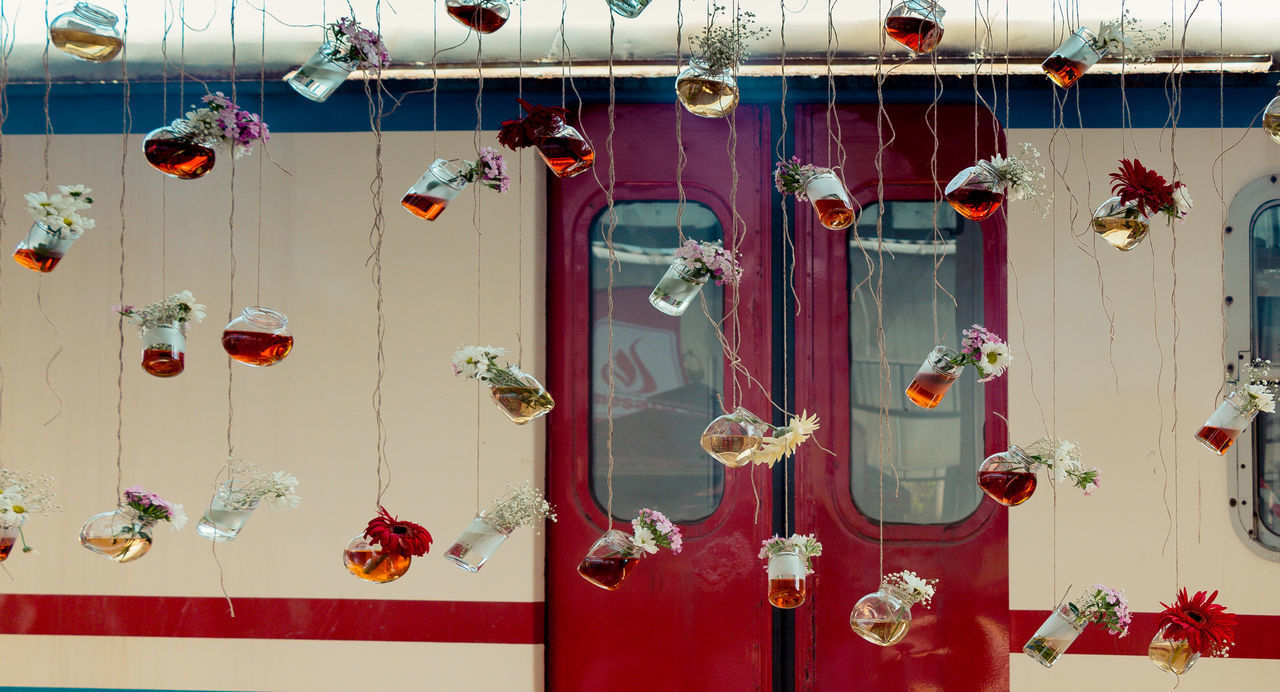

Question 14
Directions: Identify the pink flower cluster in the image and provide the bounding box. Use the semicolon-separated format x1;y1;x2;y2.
773;156;824;201
1087;583;1132;637
333;17;390;69
633;507;683;554
201;92;269;151
959;323;1010;382
123;485;178;523
673;239;743;287
474;147;510;193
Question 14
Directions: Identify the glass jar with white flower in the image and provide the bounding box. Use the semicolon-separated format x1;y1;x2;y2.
14;185;94;273
196;458;300;542
578;508;682;591
907;324;1010;409
759;534;822;609
978;437;1100;507
1196;358;1276;456
445;482;556;573
1042;13;1166;89
452;345;555;424
143;92;268;180
1024;584;1131;667
675;6;769;119
944;143;1046;222
0;469;61;562
1092;159;1192;252
79;485;185;564
114;290;206;378
290;17;389;103
401;148;510;222
650;239;743;317
850;570;938;646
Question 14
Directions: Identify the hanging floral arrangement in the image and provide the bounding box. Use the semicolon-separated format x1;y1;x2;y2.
195;458;300;542
578;507;682;591
1091;158;1192;252
446;0;511;34
452;345;555;424
0;469;61;561
1043;11;1166;89
774;158;857;230
343;507;433;583
883;1;946;55
14;184;94;273
850;570;938;646
401;147;510;221
649;239;743;317
944;143;1046;222
498;99;595;179
445;481;556;573
1024;584;1131;668
79;485;186;564
1196;358;1276;456
289;17;390;103
906;324;1010;409
142;92;269;180
699;408;820;468
677;4;770;119
978;437;1100;507
1149;589;1237;676
115;291;206;378
759;534;822;609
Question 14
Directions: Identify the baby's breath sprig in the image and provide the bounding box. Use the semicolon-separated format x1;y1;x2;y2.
690;4;771;73
482;482;557;533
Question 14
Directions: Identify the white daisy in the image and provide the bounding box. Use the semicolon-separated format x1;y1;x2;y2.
167;503;187;531
1247;383;1276;414
977;342;1012;382
631;525;658;554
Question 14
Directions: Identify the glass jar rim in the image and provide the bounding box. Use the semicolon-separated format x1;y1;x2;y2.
687;57;732;75
239;305;288;328
161;118;220;146
900;0;946;18
73;2;120;26
1006;444;1037;466
428;159;470;190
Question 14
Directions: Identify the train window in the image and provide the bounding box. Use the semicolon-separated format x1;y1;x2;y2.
848;201;986;524
588;200;726;523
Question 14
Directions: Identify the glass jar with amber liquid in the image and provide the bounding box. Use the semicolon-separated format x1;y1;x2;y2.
79;507;157;564
767;549;807;609
676;59;740;119
1091;196;1152;251
905;345;964;409
0;523;20;562
944;162;1005;221
577;529;643;591
1195;387;1258;456
140;323;186;378
1042;27;1105;89
1263;95;1280;145
401;159;469;221
343;534;413;583
531;118;595;179
143;120;219;180
1148;624;1200;676
446;0;511;33
977;446;1039;507
700;407;768;468
488;367;555;424
222;306;294;367
49;3;123;63
12;221;77;273
884;1;946;55
850;582;915;646
802;170;857;230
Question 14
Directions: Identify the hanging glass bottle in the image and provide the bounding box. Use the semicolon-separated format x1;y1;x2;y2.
195;481;261;542
222;306;294;367
577;529;644;591
142;120;219;180
849;582;916;646
12;221;77;273
79;507;157;564
532;119;595;179
1042;27;1105;89
944;163;1005;221
607;0;654;18
649;256;710;316
1265;96;1280;145
49;3;123;63
343;534;413;583
1148;624;1200;676
675;59;740;119
977;446;1039;507
443;513;516;573
139;322;186;378
488;367;555;424
289;43;358;103
884;1;946;55
1195;388;1258;456
905;345;964;409
1091;196;1153;251
446;0;511;33
401;160;470;221
1023;603;1089;667
802;170;857;230
0;522;19;562
699;407;768;468
767;549;807;609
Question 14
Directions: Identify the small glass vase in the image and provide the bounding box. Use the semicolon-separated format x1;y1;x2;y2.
343;534;413;583
289;42;357;103
577;529;643;591
489;368;555;424
905;345;964;409
446;0;511;34
884;1;946;55
675;59;740;119
12;221;76;273
1091;196;1152;252
1265;95;1280;145
1195;387;1258;456
195;480;261;542
0;522;19;562
142;119;218;180
1148;624;1201;676
944;162;1005;221
803;171;856;230
222;306;294;367
699;407;768;468
649;257;710;316
401;159;470;221
443;513;516;573
140;323;186;378
79;507;156;564
531;119;596;179
767;549;807;609
607;0;654;18
978;445;1039;507
1042;27;1105;89
850;582;915;646
1023;603;1088;668
49;3;123;62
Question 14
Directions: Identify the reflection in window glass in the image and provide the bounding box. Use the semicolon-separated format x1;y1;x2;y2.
848;202;985;525
589;201;726;523
1250;203;1280;538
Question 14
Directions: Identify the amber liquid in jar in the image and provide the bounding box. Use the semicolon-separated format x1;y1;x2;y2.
813;198;856;230
1149;639;1197;675
446;5;509;33
1263;114;1280;145
82;535;151;563
344;548;412;583
400;193;450;221
577;555;640;591
978;470;1038;506
946;188;1005;221
676;78;739;118
490;386;555;424
12;248;63;273
1195;425;1239;455
222;331;294;367
853;618;911;647
906;370;958;409
700;434;762;468
143;140;216;180
884;16;943;54
50;27;123;62
142;349;185;378
768;578;806;609
1092;216;1150;251
1042;56;1086;89
537;137;596;178
0;534;16;561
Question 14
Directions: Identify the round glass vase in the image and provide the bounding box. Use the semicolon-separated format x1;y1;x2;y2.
222;306;294;367
489;368;556;424
79;507;156;564
140;323;186;378
802;171;857;230
577;529;643;591
343;535;413;583
977;445;1039;507
1042;27;1105;89
905;345;964;409
49;3;123;62
289;42;357;103
142;119;219;180
849;583;915;646
443;513;516;573
1195;387;1258;456
1148;624;1201;676
1091;196;1153;252
884;1;946;55
607;0;654;19
767;549;807;609
675;59;740;119
649;257;710;316
530;118;596;179
401;159;470;221
12;221;77;273
195;481;261;542
944;162;1005;221
699;407;769;468
446;0;511;34
1023;602;1089;668
1265;95;1280;145
0;522;20;562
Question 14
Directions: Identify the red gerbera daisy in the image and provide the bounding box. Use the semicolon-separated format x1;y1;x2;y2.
1109;158;1175;218
1156;588;1237;657
363;507;433;558
498;98;569;150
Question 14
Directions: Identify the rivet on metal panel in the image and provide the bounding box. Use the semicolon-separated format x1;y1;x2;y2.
1226;296;1234;305
1225;226;1233;234
1230;498;1238;506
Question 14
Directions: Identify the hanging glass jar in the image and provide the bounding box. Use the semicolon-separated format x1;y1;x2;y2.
884;1;946;55
849;582;915;646
649;257;710;316
489;367;555;424
577;529;644;591
289;43;358;103
1148;624;1200;676
607;0;654;18
700;407;768;468
142;120;219;180
79;507;156;564
905;345;964;409
977;446;1039;507
49;3;123;63
343;533;413;583
944;163;1005;221
767;549;807;609
195;481;261;542
446;0;511;33
1090;196;1152;252
1042;27;1105;89
1023;603;1089;667
802;171;857;230
1265;96;1280;145
140;322;186;378
12;221;77;273
531;118;595;179
443;513;516;573
222;306;294;367
0;522;19;562
401;159;470;221
1195;387;1258;456
675;59;740;119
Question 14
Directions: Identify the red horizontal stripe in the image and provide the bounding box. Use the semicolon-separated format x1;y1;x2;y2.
1011;610;1280;659
0;594;543;645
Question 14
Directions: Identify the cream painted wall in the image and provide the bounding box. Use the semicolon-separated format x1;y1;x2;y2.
1005;126;1280;689
0;130;545;690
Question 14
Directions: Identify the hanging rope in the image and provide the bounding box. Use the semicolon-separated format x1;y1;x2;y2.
365;2;389;508
473;30;484;512
115;0;131;504
603;15;619;525
37;0;62;426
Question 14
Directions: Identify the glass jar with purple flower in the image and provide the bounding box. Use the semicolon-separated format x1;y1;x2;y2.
143;92;268;180
401;148;510;222
290;18;389;103
648;239;743;317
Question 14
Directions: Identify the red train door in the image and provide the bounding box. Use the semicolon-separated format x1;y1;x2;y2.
547;104;774;691
793;104;1010;690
